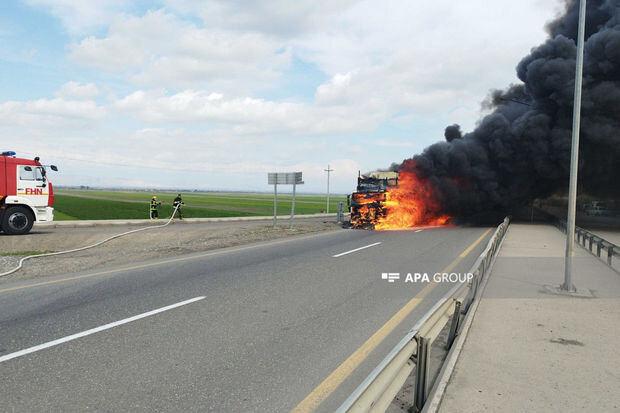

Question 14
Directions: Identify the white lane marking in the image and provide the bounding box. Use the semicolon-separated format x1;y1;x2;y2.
332;242;382;258
0;296;205;364
415;229;423;233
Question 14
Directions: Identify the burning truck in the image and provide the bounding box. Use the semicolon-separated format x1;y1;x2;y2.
349;171;399;229
349;166;451;230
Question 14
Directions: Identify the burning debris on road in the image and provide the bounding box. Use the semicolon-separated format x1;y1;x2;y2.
353;0;619;230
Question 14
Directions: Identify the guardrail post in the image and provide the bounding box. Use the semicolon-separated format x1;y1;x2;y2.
597;241;602;257
446;300;462;350
464;269;479;313
414;336;430;413
589;236;593;252
471;272;479;302
608;246;613;266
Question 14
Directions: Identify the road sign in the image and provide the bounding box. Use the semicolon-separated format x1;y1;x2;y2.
268;172;304;228
268;172;303;185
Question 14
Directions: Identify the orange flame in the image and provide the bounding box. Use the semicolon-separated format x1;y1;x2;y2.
375;170;451;230
350;192;388;228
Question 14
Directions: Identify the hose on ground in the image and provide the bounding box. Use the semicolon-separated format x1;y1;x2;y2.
0;205;181;278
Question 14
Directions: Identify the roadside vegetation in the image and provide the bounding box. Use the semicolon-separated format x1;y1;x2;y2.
53;190;347;220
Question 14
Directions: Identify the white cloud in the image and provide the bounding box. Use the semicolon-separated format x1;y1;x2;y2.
65;1;560;124
55;81;99;100
295;0;558;74
373;140;417;148
111;89;381;136
69;10;181;70
0;98;105;129
297;0;560;124
69;10;288;92
23;0;125;34
162;0;359;36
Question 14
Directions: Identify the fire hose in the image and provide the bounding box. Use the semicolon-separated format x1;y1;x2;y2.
0;204;181;278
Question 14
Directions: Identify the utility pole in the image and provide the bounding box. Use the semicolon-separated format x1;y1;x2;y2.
563;0;586;292
325;164;334;214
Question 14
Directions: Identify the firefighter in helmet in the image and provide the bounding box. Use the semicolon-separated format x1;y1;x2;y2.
150;196;161;219
173;194;184;220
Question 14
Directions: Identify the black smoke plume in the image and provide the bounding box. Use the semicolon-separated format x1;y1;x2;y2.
397;0;620;220
444;124;463;142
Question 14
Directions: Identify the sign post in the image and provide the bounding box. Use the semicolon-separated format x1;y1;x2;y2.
268;172;304;229
290;181;296;229
273;182;278;228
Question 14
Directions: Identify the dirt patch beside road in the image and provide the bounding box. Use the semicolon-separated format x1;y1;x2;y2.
0;220;342;283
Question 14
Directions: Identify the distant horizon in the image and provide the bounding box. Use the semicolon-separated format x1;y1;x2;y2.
56;186;348;197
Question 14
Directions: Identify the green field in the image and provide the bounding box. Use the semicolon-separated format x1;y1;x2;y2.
53;190;347;220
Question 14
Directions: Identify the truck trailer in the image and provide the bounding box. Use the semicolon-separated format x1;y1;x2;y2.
0;151;57;235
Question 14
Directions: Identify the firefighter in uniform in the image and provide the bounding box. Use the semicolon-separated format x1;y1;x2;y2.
150;196;161;219
173;194;184;220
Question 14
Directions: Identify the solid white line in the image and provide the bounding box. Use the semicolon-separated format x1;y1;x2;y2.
332;242;382;258
415;229;423;233
0;296;205;364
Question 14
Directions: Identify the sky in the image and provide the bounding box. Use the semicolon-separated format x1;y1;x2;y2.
0;0;564;193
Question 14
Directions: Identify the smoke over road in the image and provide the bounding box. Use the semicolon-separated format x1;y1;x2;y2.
392;0;619;222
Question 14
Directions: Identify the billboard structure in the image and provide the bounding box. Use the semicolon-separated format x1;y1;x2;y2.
268;172;304;228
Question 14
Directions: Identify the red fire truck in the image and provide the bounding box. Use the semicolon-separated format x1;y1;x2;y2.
0;151;57;235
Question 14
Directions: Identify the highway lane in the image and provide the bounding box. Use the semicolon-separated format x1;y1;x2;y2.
0;225;491;412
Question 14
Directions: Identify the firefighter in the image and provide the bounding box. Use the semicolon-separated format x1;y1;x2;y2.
172;194;184;220
150;196;161;219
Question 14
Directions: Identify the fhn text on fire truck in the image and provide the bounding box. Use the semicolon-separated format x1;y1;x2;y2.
0;151;58;235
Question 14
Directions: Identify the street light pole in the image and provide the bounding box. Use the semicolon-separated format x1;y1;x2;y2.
325;164;334;214
563;0;587;292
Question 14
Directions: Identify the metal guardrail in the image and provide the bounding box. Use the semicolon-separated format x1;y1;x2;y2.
336;217;510;413
556;220;619;268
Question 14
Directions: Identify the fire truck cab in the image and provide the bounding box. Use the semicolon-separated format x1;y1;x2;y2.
0;151;57;235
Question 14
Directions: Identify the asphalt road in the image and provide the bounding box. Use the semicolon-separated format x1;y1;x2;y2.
0;225;492;412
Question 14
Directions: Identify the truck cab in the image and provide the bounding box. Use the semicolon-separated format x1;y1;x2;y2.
349;171;399;229
0;151;57;235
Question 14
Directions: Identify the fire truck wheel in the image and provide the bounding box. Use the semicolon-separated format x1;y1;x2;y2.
2;206;34;235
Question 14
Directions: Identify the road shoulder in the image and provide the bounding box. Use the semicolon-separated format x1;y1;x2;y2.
0;220;343;284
